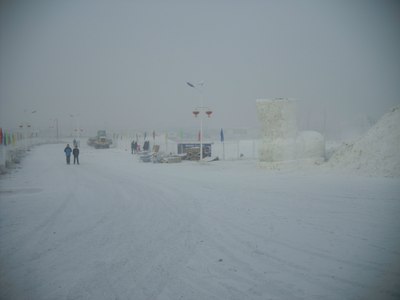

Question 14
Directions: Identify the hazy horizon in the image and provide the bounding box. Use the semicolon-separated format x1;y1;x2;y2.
1;0;399;138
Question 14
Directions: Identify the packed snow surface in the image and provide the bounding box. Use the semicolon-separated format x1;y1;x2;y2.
329;106;400;177
1;142;400;300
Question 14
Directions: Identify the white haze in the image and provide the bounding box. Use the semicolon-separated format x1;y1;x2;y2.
0;0;400;138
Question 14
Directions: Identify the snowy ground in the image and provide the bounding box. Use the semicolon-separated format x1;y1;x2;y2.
1;141;400;300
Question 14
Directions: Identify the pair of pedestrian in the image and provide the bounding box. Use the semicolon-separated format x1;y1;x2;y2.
64;144;79;165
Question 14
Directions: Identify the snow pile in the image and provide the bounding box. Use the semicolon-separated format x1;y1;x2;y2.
329;106;400;177
295;130;325;161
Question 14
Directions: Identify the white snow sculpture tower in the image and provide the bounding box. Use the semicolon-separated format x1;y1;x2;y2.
256;98;298;162
256;98;325;164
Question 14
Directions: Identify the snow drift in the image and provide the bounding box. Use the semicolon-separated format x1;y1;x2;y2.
329;106;400;177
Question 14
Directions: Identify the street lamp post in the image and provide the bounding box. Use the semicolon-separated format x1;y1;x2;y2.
22;109;37;150
187;82;212;161
55;118;59;141
50;118;59;141
69;114;80;141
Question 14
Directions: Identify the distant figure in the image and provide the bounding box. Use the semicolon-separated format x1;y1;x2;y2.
64;144;72;165
73;145;80;165
143;141;150;151
131;141;135;154
73;139;77;147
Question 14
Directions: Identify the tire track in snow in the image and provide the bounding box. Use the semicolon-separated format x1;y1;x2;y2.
60;154;204;299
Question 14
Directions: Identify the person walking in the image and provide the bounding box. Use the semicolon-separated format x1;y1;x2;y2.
131;141;135;154
64;144;72;165
73;145;80;165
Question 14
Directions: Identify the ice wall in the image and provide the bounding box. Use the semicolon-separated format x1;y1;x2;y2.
256;98;297;162
256;98;325;163
256;98;297;140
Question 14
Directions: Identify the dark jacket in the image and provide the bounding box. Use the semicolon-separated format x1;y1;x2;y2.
73;148;79;157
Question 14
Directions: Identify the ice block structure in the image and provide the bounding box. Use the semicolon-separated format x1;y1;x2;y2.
256;98;325;163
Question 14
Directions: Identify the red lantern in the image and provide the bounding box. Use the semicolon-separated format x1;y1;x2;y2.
205;111;213;118
193;110;200;117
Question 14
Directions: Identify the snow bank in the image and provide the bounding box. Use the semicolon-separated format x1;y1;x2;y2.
328;106;400;177
295;130;325;161
0;138;48;174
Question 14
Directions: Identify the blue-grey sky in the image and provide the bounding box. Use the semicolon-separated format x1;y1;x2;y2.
1;0;399;136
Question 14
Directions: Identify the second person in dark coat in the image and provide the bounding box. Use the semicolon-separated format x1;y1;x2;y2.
73;145;80;165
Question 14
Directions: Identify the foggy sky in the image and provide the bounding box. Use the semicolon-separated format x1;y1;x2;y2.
1;0;399;136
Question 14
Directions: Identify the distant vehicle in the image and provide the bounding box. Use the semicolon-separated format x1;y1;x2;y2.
87;130;113;149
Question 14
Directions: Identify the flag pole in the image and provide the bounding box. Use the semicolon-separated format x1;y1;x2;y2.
220;128;225;160
223;141;225;160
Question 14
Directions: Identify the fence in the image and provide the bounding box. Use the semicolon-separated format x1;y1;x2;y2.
115;134;261;160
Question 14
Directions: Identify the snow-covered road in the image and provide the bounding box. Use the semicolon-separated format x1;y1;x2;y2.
1;143;399;300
